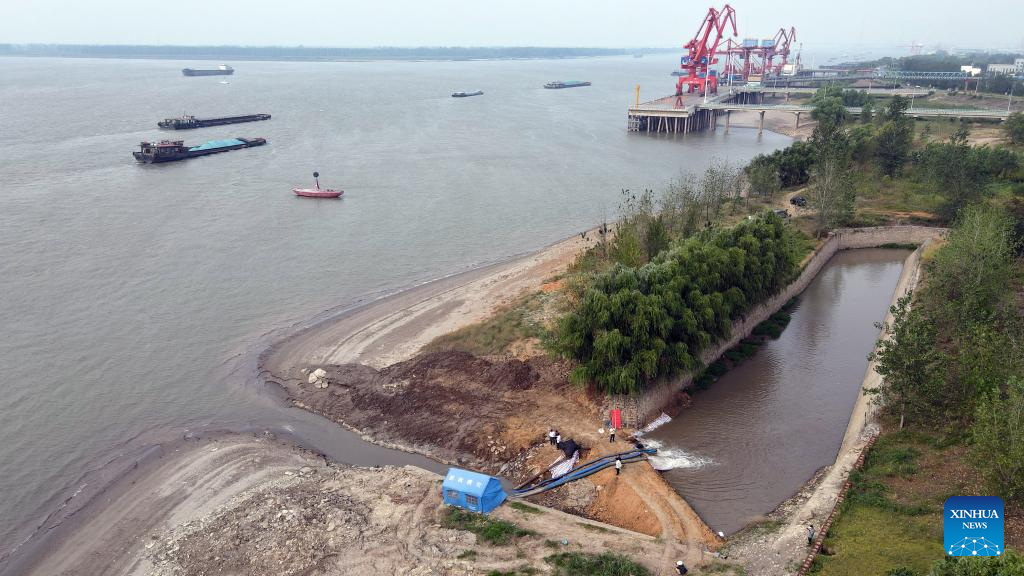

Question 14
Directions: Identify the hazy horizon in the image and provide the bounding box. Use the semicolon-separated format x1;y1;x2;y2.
2;0;1022;53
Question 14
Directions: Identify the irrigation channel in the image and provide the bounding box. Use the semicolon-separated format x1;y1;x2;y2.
647;248;912;535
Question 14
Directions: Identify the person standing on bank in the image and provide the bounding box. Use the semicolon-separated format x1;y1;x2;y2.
548;428;556;446
807;524;816;546
609;427;616;442
615;456;623;476
555;432;561;445
675;560;688;574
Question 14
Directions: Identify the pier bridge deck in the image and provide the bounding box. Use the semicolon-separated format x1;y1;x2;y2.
628;90;1010;135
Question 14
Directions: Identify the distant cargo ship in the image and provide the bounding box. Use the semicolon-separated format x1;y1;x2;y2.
157;113;271;130
451;90;484;98
181;65;234;77
133;137;266;164
544;81;591;89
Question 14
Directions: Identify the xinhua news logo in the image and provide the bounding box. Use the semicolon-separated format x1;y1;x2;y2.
944;496;1004;557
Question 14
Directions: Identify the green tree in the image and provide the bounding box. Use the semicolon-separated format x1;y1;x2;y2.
971;377;1024;502
875;96;914;176
860;99;874;124
924;128;979;220
922;204;1016;330
1007;111;1024;145
811;95;848;137
747;160;782;200
643;215;671;260
929;548;1024;575
609;225;644;267
882;95;911;121
868;294;948;428
809;126;855;231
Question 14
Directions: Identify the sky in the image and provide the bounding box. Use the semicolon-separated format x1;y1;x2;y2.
0;0;1022;53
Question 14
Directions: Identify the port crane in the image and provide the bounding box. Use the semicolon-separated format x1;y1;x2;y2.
721;26;797;83
676;4;738;98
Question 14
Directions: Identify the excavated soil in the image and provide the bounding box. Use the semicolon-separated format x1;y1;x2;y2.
271;351;594;473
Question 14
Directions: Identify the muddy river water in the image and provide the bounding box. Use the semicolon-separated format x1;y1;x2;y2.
647;248;911;535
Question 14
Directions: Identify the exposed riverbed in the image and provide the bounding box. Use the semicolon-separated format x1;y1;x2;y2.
648;248;911;535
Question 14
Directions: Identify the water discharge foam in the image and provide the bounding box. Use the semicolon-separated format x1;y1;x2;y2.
643;439;714;471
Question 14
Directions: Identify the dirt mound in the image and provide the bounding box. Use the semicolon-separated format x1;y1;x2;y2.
484;358;540;390
276;351;583;471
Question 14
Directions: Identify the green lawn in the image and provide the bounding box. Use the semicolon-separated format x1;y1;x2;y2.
810;427;1008;575
813;506;944;575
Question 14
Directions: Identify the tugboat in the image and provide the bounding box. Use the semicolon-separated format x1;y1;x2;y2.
543;81;591;89
133;137;266;163
182;65;234;77
451;90;484;98
293;172;343;198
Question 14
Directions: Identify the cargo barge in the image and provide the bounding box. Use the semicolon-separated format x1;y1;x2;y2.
181;65;234;77
158;113;272;130
451;90;484;98
133;137;266;164
543;80;591;89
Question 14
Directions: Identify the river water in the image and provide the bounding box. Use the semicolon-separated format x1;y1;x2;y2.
0;54;789;562
647;248;911;535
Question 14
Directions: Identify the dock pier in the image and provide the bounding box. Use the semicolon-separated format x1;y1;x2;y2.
628;87;1010;136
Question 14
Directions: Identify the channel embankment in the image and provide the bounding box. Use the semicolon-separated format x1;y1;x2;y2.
608;225;944;426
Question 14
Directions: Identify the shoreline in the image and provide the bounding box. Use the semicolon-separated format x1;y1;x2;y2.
4;225;945;575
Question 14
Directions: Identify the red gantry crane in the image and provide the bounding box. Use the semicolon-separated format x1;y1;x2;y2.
721;26;797;84
676;4;738;98
766;27;797;77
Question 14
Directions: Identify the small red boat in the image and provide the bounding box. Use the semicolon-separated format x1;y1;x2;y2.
293;171;343;198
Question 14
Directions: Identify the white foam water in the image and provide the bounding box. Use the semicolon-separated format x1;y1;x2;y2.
643;439;713;471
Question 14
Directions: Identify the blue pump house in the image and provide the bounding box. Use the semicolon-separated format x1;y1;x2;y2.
442;468;506;514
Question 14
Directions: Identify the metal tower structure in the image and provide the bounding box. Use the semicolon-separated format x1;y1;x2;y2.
675;4;738;97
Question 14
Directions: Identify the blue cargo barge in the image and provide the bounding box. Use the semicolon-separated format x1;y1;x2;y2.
132;137;266;163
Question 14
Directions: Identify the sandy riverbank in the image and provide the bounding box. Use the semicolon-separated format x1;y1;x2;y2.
11;434;667;576
725;109;817;140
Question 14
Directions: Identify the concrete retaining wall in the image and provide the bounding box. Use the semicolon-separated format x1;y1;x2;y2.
605;225;944;427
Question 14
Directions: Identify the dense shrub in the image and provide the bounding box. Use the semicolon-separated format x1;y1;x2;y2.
555;213;804;394
747;141;816;188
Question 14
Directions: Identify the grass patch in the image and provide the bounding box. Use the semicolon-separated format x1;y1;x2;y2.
545;539;562;549
457;549;477;560
509;501;544;515
747;518;784;537
576;522;612;533
810;506;943;575
702;560;748;575
487;567;539;576
809;424;1005;575
878;242;920;250
544;552;651;576
442;508;537;546
423;292;547;356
